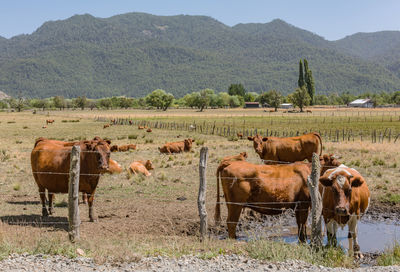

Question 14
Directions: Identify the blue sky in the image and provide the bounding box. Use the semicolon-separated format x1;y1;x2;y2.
1;0;399;40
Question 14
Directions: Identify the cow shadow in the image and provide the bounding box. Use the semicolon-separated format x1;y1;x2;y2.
0;214;69;231
6;200;41;205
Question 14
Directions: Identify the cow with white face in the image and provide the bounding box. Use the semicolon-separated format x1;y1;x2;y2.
319;164;370;258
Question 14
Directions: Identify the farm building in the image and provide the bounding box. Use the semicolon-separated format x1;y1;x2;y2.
244;102;260;108
348;98;374;108
280;103;293;109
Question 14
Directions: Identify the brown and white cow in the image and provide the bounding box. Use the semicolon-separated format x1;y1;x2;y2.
158;139;194;154
247;133;322;164
31;137;111;221
128;160;154;177
319;164;370;258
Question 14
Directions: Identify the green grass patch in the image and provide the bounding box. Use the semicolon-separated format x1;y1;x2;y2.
379;193;400;204
377;243;400;266
128;134;138;140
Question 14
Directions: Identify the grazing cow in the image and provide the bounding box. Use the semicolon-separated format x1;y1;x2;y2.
146;128;152;133
269;110;275;113
103;124;110;129
138;126;145;130
320;165;370;258
158;139;194;154
128;160;154;177
110;119;116;125
306;110;312;113
31;137;111;221
236;132;243;139
248;133;322;164
215;154;341;240
117;144;136;152
129;120;133;125
46;119;55;125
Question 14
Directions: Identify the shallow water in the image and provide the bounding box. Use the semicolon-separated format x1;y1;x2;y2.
277;220;400;253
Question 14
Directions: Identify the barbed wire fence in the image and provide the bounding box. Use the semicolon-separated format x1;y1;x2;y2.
0;145;398;252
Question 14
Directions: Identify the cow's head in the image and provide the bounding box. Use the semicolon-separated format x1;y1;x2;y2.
110;145;119;152
320;154;341;175
84;138;111;172
240;152;248;159
184;138;194;151
144;160;154;170
247;135;266;156
320;167;364;216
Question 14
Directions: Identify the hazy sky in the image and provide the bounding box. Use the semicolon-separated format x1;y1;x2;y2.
1;0;399;40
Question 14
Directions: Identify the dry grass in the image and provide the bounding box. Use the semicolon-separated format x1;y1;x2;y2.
0;109;399;266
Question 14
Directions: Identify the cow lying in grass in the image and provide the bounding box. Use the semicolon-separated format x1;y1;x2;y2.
158;139;194;154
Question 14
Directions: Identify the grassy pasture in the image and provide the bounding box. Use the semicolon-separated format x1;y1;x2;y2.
0;108;400;266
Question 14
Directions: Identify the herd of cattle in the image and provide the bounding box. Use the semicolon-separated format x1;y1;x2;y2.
29;128;370;258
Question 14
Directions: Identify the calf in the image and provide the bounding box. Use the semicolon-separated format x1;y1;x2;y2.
236;132;243;139
128;160;154;177
117;144;136;152
146;128;152;133
103;124;110;129
319;165;370;258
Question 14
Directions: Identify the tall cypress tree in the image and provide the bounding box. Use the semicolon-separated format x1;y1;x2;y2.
303;59;315;105
298;60;305;88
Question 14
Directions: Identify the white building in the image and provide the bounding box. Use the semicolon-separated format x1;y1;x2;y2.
280;103;293;109
348;99;374;108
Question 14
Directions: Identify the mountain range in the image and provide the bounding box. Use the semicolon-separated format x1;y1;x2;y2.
0;12;399;98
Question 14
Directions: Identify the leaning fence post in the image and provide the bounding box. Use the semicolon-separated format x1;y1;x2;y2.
68;145;81;242
306;152;322;248
198;147;208;241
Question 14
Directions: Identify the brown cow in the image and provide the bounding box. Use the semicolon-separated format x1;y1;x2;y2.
146;128;152;133
46;119;55;125
215;154;341;241
236;132;243;139
221;152;248;163
129;120;133;125
128;160;154;177
138;126;145;130
42;126;47;129
158;139;194;154
117;144;136;152
319;165;370;258
248;133;322;164
110;145;119;152
103;124;110;129
306;110;312;113
31;137;111;221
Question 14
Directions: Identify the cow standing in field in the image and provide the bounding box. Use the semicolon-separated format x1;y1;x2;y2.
319;165;370;258
46;119;55;125
128;160;154;177
103;124;110;129
158;139;194;154
236;132;243;139
215;154;341;241
248;133;322;164
31;137;111;221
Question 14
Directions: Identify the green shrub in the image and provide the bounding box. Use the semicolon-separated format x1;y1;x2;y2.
128;135;138;140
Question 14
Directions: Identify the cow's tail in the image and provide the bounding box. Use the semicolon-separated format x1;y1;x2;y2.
314;132;323;156
215;161;231;226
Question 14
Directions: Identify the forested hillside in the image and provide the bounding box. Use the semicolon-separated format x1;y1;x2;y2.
0;13;399;98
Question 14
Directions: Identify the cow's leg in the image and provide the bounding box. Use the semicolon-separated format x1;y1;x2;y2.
326;220;338;247
226;204;243;239
87;191;97;222
48;192;55;215
295;210;308;243
348;215;363;258
38;186;49;217
82;193;88;204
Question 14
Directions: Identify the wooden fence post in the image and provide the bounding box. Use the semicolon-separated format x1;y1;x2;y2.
198;147;208;241
68;145;81;242
306;152;322;248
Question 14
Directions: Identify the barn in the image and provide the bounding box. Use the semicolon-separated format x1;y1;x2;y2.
280;103;293;109
348;99;374;108
244;102;260;108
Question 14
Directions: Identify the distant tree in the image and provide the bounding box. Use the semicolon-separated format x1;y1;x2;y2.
73;96;87;110
327;93;343;105
0;100;8;109
216;92;230;108
339;92;355;105
391;91;400;104
303;59;315;105
193;88;214;111
228;84;246;97
30;99;48;110
229;95;242;108
145;89;175;111
288;86;311;112
87;100;97;110
298;60;305;88
259;90;282;111
97;98;112;109
244;92;258;102
9;97;26;112
314;95;329;105
53;96;65;110
370;94;383;108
